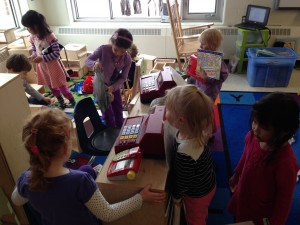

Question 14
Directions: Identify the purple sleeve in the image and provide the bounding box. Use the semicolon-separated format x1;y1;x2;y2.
85;46;103;68
17;170;30;198
77;173;98;203
42;39;61;62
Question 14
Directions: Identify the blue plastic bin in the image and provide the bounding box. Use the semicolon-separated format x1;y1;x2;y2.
246;47;298;87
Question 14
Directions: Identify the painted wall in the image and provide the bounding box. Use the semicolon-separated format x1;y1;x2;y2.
26;0;300;58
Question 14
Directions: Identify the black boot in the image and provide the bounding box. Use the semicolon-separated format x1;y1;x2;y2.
57;96;66;109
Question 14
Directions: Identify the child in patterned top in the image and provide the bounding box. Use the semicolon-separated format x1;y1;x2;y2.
11;108;166;225
165;85;216;225
186;28;229;103
21;10;75;109
6;54;52;105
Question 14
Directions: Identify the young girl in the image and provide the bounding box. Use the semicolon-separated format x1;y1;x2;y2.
85;28;133;128
228;92;299;225
6;54;52;105
11;108;165;225
21;10;75;109
165;85;216;225
187;28;229;102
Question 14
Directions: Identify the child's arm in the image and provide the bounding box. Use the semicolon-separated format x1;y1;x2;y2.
85;46;103;70
85;185;165;222
23;79;50;103
11;187;28;206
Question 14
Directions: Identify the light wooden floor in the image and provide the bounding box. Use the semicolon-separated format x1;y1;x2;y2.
222;69;300;93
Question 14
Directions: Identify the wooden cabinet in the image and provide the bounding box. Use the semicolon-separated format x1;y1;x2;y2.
0;73;31;224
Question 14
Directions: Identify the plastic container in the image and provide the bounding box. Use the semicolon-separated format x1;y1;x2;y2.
246;47;298;87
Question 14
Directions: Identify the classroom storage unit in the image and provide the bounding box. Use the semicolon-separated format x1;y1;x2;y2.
246;47;298;87
235;28;270;73
60;43;88;79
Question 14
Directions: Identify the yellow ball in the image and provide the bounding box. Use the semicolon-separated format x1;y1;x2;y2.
127;170;136;180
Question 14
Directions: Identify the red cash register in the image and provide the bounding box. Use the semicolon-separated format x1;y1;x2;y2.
140;69;176;103
114;106;166;159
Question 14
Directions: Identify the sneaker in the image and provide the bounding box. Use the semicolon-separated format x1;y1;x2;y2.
93;164;103;176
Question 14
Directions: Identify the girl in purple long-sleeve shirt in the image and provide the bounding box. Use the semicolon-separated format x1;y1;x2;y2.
85;28;133;128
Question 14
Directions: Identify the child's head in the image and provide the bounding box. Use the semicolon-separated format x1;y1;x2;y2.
198;28;223;51
21;10;51;39
251;92;299;149
128;43;139;60
110;28;133;57
22;108;73;191
6;54;32;75
165;85;214;145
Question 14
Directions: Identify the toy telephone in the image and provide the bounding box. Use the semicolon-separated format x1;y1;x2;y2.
107;147;142;180
140;69;176;103
115;106;165;159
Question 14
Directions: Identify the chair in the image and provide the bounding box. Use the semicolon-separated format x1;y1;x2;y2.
73;97;120;156
166;0;214;71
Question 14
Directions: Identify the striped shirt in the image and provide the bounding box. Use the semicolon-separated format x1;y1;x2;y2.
170;134;216;200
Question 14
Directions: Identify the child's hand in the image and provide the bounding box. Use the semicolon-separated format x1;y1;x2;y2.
32;56;43;63
93;62;103;71
229;174;238;193
196;68;207;79
42;97;52;104
139;184;166;203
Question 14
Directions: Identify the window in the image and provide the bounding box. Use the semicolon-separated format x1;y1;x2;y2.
70;0;222;22
0;0;28;28
182;0;223;21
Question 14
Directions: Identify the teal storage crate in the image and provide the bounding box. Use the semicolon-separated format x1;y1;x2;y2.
246;47;298;87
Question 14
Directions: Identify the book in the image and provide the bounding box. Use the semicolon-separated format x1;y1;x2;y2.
196;49;223;80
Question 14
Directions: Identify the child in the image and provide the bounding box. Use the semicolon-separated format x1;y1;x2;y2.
85;28;133;128
127;43;139;88
6;54;51;105
21;10;75;109
11;108;166;225
165;85;216;225
228;92;299;225
187;28;229;102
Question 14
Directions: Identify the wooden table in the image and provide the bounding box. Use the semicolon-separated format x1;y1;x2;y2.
96;95;169;225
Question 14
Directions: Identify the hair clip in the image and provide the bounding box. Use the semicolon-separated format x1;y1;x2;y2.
31;145;39;155
31;128;38;134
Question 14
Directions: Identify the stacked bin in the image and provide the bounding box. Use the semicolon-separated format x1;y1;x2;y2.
246;47;298;87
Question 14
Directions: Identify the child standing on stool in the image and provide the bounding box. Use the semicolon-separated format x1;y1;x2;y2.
21;10;75;109
6;54;52;105
165;85;216;225
11;108;165;225
187;28;229;102
85;28;133;128
228;92;299;225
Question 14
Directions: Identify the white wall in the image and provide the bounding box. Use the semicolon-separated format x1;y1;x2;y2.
27;0;300;59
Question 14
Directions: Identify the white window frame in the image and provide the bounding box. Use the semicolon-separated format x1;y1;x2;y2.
182;0;223;22
0;0;29;29
69;0;223;22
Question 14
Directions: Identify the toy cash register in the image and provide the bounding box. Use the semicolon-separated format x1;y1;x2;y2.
140;69;176;103
115;106;165;159
107;147;142;180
